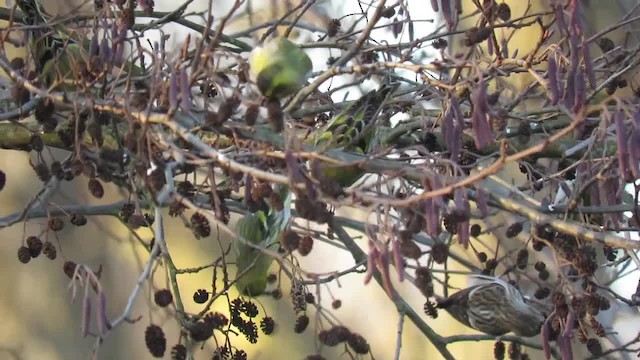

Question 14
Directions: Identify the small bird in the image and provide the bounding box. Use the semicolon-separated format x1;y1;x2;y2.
248;37;313;99
16;0;63;73
436;277;546;337
307;82;399;187
233;185;291;296
16;0;144;88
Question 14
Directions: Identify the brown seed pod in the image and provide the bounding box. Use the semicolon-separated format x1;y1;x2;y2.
294;315;309;333
280;229;301;253
266;98;283;131
26;236;43;258
145;324;166;358
42;242;57;260
17;246;31;264
431;242;449;264
297;235;314;256
88;178;105;198
48;217;65;232
154;289;173;307
415;266;434;298
327;19;341;37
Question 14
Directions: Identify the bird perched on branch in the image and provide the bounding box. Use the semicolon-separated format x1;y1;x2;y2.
15;0;78;73
307;82;399;187
15;0;143;88
233;185;291;296
249;37;313;100
436;276;546;337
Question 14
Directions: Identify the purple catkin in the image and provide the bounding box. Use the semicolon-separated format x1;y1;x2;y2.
605;177;622;228
597;178;608;208
89;31;99;58
424;199;440;237
589;182;601;207
554;1;569;36
471;111;493;150
96;291;109;335
454;0;462;14
244;175;253;207
113;40;124;64
556;60;565;102
487;35;494;56
563;68;575;110
582;41;596;89
432;176;445;207
475;187;489;218
547;55;560;105
572;70;585;113
541;320;552;360
169;72;178;110
449;131;461;162
471;81;494;149
454;189;470;248
376;245;395;299
450;95;464;124
569;0;583;37
430;0;439;12
422;177;442;237
81;295;92;337
614;108;630;181
598;176;621;229
552;0;569;35
441;0;455;31
563;310;575;338
99;38;111;63
391;239;405;282
443;105;461;161
629;128;640;178
569;31;580;69
500;36;509;59
564;33;580;110
363;241;378;285
558;331;574;360
180;68;191;112
449;96;463;161
442;105;453;151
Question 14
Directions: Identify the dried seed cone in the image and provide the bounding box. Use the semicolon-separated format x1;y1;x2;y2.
436;278;545;337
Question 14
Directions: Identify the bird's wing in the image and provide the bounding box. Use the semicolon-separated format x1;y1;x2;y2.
312;82;399;150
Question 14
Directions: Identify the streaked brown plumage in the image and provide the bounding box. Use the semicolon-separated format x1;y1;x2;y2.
436;277;546;337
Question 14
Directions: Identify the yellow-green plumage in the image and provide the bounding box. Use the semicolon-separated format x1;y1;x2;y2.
17;0;144;89
40;43;86;87
307;83;398;187
233;186;291;296
17;0;57;71
249;37;312;99
234;211;273;296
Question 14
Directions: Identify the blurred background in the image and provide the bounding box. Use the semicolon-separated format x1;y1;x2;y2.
1;0;639;359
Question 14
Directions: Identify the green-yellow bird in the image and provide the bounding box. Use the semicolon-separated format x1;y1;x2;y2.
307;83;399;187
16;0;143;89
249;37;313;99
233;185;291;296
